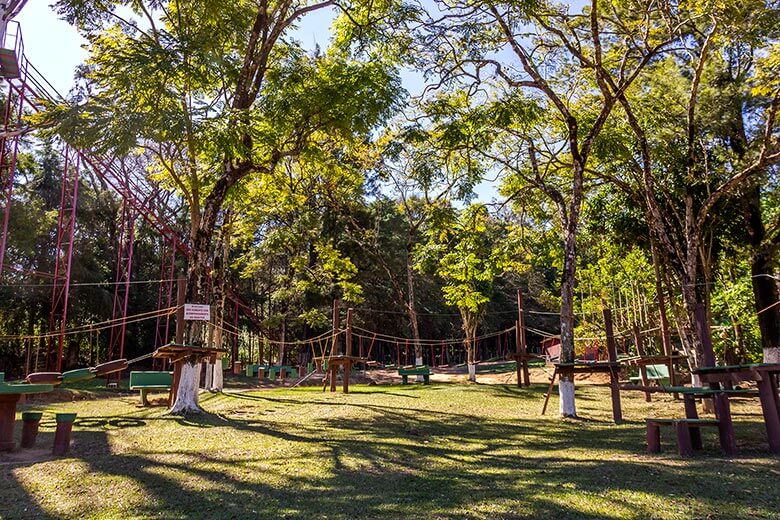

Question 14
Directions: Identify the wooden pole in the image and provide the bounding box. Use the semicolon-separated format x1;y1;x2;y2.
695;304;716;368
633;324;651;402
331;299;341;355
515;320;522;388
175;277;185;345
603;308;623;424
345;308;353;357
517;289;530;387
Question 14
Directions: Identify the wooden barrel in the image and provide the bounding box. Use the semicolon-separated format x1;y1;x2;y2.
26;372;63;385
93;359;128;376
61;368;96;384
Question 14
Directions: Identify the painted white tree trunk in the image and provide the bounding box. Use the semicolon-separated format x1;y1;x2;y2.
467;363;476;382
416;356;425;382
169;362;201;415
765;348;780;363
212;362;223;392
204;362;213;391
559;376;577;417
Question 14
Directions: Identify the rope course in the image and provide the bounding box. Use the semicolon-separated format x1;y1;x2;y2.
351;325;517;346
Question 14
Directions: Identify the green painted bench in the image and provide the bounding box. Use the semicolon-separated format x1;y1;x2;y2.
630;364;670;386
266;366;297;379
129;371;173;406
398;366;430;385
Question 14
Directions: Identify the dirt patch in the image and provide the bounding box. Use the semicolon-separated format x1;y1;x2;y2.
0;448;55;466
20;387;133;405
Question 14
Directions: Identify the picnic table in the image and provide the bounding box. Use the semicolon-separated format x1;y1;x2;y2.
693;363;780;454
0;373;53;451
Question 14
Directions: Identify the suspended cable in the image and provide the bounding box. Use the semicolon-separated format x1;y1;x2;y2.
0;306;176;342
0;277;178;289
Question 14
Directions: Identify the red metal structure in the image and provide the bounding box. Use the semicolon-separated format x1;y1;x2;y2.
0;18;260;372
46;146;80;371
0;20;27;279
107;200;136;363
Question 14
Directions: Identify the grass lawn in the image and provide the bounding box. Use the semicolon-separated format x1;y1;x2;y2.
1;382;779;519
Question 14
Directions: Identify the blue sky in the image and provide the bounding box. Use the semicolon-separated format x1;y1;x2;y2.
14;3;498;200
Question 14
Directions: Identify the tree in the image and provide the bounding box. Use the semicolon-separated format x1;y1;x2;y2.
44;0;402;413
416;203;517;381
415;0;672;416
592;0;780;366
368;119;481;372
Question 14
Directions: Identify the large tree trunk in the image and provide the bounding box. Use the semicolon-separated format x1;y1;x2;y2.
463;315;478;382
558;221;577;418
743;186;780;362
406;249;425;381
752;253;780;363
169;360;201;414
175;167;247;414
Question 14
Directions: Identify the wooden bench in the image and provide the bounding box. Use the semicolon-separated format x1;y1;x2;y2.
629;364;670;386
398;366;430;385
129;371;173;406
646;418;721;457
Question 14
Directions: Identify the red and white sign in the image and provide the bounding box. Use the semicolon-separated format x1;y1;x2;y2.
184;304;211;321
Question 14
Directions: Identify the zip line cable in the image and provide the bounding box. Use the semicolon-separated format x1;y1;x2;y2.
0;306;176;342
0;277;178;289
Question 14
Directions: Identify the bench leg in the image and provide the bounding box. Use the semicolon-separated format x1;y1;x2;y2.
683;394;703;450
646;422;661;453
402;375;408;385
424;374;429;385
675;422;693;457
714;393;737;457
140;389;150;406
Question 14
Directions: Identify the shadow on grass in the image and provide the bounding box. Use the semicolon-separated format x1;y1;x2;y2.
1;386;777;519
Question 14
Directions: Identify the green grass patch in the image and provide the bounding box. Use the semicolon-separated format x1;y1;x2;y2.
2;383;778;519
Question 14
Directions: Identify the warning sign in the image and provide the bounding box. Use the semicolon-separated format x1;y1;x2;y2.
184;304;211;321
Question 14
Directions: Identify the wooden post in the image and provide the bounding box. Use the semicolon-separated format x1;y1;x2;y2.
603;308;623;424
52;413;76;456
756;375;780;454
683;394;703;450
343;360;351;393
430;344;435;367
175;277;185;345
20;411;42;448
0;394;21;451
331;299;341;355
633;324;651;402
345;308;353;357
517;289;530;387
695;304;716;368
713;393;738;456
515;320;523;388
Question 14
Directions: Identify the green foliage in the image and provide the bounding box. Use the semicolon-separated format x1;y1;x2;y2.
416;204;522;336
